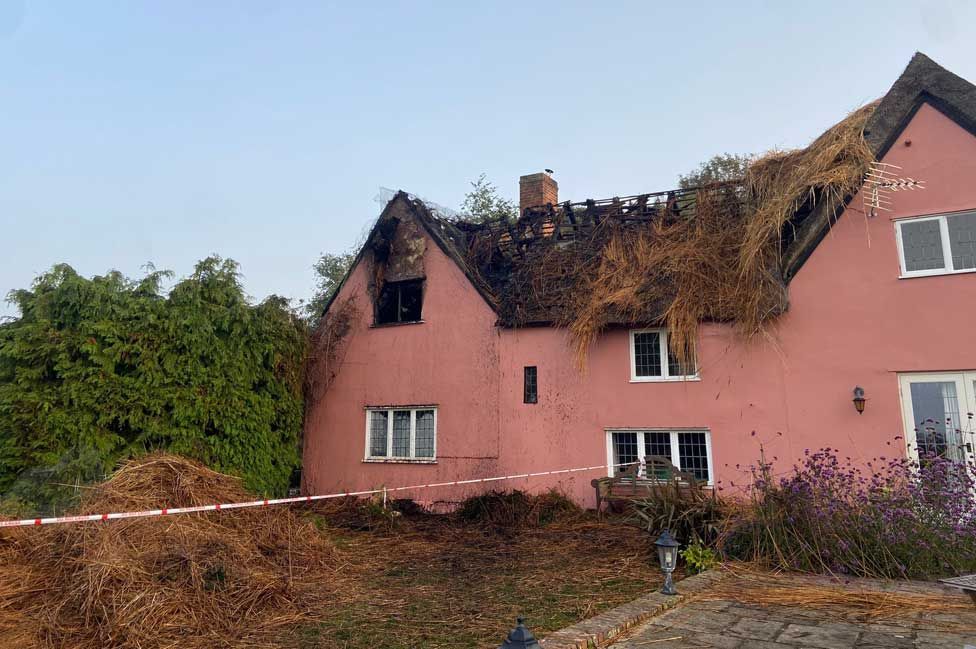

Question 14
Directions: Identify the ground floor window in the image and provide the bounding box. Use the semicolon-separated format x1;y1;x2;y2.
898;372;976;465
366;407;437;460
607;429;712;484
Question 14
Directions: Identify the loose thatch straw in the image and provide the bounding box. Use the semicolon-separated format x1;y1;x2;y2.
0;454;341;649
565;103;877;367
698;565;973;628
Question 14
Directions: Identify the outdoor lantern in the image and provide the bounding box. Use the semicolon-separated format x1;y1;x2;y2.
852;386;866;415
498;617;541;649
655;530;679;595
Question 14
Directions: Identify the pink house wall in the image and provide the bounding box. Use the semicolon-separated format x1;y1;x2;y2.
302;228;504;502
304;103;976;507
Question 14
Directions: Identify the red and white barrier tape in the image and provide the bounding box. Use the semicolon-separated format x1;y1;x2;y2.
0;463;611;528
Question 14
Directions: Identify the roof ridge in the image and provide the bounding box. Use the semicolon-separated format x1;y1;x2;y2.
864;51;976;158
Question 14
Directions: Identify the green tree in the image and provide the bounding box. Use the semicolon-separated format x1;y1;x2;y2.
459;173;518;223
678;153;752;189
0;257;306;511
305;251;356;321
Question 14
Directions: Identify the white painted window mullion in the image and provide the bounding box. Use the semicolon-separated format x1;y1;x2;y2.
670;431;682;470
364;411;371;460
629;331;636;380
940;216;954;271
409;410;417;458
964;374;976;464
660;332;669;379
432;409;438;460
704;433;714;485
895;222;908;275
636;431;647;478
387;409;394;458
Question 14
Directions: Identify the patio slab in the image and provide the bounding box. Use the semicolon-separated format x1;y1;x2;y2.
604;573;976;649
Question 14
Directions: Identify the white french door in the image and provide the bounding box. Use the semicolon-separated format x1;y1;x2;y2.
898;372;976;465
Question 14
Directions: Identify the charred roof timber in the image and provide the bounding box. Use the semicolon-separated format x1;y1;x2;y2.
320;53;976;369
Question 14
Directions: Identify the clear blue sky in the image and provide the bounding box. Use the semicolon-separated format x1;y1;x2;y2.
2;1;974;317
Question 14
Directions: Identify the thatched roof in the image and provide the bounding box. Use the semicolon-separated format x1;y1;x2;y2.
327;53;975;362
783;52;976;278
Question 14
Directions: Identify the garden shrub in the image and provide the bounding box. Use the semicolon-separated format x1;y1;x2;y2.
0;258;306;511
680;541;718;574
312;495;402;533
721;446;976;579
455;489;582;530
628;478;726;547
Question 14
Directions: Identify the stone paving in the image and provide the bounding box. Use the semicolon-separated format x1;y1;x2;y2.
607;585;976;649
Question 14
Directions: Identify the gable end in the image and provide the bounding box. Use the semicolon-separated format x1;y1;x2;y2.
319;192;499;321
783;53;976;281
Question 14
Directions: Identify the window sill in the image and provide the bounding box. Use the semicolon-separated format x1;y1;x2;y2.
363;458;437;465
630;376;701;383
370;320;425;329
898;268;976;279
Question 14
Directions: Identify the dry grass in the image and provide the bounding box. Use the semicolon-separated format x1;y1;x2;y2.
293;505;664;649
564;103;877;366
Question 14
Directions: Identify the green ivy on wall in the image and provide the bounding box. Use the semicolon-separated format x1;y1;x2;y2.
0;257;307;511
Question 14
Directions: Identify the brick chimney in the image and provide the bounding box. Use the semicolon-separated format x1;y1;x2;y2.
519;171;558;214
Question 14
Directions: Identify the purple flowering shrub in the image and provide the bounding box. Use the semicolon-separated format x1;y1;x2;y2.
720;445;976;579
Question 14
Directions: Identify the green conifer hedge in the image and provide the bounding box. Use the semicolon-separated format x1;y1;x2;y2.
0;257;307;511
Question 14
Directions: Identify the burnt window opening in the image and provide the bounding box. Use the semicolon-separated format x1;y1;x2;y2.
375;279;424;324
524;366;538;404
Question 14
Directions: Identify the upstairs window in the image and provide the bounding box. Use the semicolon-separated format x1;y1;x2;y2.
366;407;436;460
523;366;538;404
375;279;424;324
629;329;697;381
896;211;976;277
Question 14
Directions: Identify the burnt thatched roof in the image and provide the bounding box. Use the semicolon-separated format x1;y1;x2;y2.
336;188;732;327
448;185;752;327
445;52;974;331
326;53;975;346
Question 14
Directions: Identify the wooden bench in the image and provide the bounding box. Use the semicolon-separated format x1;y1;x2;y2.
940;574;976;605
591;455;700;515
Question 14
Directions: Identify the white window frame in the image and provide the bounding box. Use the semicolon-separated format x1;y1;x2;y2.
629;328;699;382
605;428;713;486
897;372;976;465
895;210;976;278
364;406;437;462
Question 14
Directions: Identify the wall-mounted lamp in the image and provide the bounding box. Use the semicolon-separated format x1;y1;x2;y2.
852;386;866;415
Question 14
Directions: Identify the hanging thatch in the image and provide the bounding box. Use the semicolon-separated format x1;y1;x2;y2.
566;102;877;366
436;103;878;368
